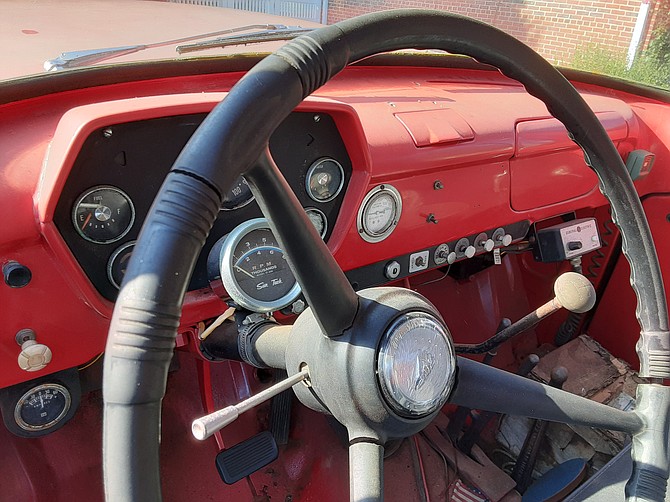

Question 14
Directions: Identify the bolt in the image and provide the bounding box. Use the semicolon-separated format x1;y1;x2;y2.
103;128;113;138
313;114;321;123
427;213;438;224
15;328;36;346
433;180;444;190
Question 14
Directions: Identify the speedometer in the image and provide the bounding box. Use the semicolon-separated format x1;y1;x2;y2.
218;219;301;312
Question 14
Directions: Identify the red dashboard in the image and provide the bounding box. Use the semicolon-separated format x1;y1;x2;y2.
1;60;668;391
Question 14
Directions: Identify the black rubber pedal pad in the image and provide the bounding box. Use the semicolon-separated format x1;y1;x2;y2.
215;431;279;485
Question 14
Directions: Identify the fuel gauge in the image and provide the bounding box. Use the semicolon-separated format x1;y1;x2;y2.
72;186;135;244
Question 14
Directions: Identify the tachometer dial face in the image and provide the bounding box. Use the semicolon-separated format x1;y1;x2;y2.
221;176;254;211
14;383;71;432
220;219;301;312
305;158;344;202
72;186;134;244
357;185;402;243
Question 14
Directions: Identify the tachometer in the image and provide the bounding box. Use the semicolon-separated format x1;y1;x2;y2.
72;186;135;244
218;219;301;312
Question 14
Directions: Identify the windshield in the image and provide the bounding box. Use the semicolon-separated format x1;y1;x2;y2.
3;0;669;90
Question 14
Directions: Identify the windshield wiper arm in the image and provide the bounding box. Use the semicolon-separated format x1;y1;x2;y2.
176;27;313;54
44;24;310;72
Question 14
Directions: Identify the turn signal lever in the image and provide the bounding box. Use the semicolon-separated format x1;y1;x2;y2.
455;272;596;354
192;366;308;440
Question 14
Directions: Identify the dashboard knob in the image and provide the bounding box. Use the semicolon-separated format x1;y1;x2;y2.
385;260;401;280
502;234;513;247
447;252;457;265
464;245;476;258
484;239;495;252
18;339;52;372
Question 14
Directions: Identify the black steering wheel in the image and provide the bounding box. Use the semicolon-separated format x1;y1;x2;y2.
103;10;670;501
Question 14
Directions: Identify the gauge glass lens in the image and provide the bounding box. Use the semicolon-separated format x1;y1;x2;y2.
221;176;254;211
108;241;135;289
364;192;396;235
305;158;344;202
377;312;456;417
72;186;135;244
306;208;327;238
14;383;71;432
220;219;301;312
358;185;402;243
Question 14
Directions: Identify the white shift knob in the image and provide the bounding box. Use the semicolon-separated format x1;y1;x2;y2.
18;339;52;372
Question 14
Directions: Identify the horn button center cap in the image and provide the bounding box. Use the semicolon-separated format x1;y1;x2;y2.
377;312;456;417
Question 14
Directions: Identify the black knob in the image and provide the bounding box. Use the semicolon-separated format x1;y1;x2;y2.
3;261;32;288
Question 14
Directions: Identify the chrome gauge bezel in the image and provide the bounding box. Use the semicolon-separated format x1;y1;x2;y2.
357;184;402;243
107;240;136;289
219;218;301;313
305;157;345;203
305;207;328;239
72;185;135;244
14;383;72;432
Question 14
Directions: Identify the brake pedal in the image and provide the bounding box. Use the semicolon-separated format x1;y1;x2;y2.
215;431;278;484
270;369;293;445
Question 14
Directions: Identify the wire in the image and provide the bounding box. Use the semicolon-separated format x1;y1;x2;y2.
78;352;103;370
419;431;455;489
414;264;452;287
199;306;236;340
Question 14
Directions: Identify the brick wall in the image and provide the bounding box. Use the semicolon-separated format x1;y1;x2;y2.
327;0;667;65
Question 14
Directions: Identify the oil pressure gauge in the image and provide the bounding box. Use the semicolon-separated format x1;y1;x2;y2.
357;184;402;243
72;186;134;244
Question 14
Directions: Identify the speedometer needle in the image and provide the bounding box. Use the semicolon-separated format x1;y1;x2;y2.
234;265;255;279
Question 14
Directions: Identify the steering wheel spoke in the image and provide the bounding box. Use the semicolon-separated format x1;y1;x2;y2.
349;440;384;502
245;149;358;336
450;357;643;434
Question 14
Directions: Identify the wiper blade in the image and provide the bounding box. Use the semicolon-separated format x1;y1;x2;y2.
176;26;313;54
44;24;308;72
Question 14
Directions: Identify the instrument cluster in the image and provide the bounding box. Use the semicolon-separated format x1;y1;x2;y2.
53;112;353;302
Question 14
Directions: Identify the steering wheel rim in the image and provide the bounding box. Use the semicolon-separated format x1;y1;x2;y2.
103;9;670;501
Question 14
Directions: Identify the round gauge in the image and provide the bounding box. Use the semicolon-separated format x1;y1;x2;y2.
305;158;345;202
305;208;328;238
108;241;135;289
220;218;301;312
357;185;402;243
14;383;72;432
72;186;135;244
221;175;254;211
